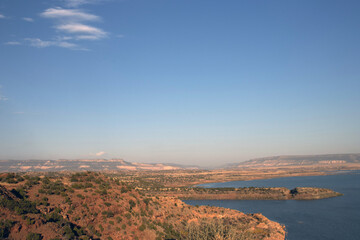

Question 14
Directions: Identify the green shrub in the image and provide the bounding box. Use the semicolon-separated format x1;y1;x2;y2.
0;220;15;238
96;189;107;195
11;188;27;199
129;200;136;210
45;208;62;223
101;211;114;218
143;198;151;206
99;224;104;232
62;225;75;239
139;224;146;231
76;194;85;199
26;217;35;225
26;232;43;240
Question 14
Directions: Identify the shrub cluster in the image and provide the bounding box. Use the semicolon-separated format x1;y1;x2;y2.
0;173;24;184
38;180;66;195
0;220;15;238
184;218;246;240
0;196;38;215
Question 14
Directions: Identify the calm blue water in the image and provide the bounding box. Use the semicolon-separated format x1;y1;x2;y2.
184;171;360;240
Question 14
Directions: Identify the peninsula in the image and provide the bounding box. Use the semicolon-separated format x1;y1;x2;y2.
152;186;343;200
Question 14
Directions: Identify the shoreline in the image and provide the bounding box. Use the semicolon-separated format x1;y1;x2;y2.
160;171;351;201
186;168;360;188
159;187;343;201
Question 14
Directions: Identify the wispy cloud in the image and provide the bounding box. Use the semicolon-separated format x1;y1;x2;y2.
56;23;107;39
26;38;57;48
41;7;100;21
23;17;34;22
39;7;107;44
64;0;106;7
25;38;84;50
4;41;21;45
5;1;110;50
95;151;106;156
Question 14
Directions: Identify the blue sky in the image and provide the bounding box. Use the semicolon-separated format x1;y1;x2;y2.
0;0;359;166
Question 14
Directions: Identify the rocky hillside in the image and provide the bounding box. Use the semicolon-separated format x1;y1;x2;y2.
231;153;360;168
0;159;198;173
0;172;285;240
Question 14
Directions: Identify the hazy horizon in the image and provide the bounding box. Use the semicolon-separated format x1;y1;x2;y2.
1;152;360;169
1;0;360;166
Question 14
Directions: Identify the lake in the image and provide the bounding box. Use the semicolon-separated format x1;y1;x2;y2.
184;171;360;240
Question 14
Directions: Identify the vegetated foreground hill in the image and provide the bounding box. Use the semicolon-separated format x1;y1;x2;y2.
232;153;360;168
0;159;199;173
0;172;285;240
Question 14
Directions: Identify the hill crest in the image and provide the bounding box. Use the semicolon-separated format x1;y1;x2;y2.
230;153;360;168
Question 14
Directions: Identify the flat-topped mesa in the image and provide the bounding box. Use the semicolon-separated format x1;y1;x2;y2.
160;187;343;200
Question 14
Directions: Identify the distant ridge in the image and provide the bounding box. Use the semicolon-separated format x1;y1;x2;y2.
0;159;199;172
229;153;360;168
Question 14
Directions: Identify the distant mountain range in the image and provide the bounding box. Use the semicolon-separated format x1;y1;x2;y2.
229;153;360;168
0;159;199;172
1;153;360;172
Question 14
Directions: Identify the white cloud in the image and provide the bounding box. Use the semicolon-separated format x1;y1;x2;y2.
64;0;105;7
4;41;21;45
40;7;106;42
26;38;53;48
57;23;107;39
0;14;5;19
41;7;100;21
76;35;100;40
23;17;34;22
17;1;110;50
57;41;80;48
55;36;74;41
25;38;83;50
95;151;106;156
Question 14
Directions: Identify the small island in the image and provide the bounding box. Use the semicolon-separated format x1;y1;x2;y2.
151;186;343;200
